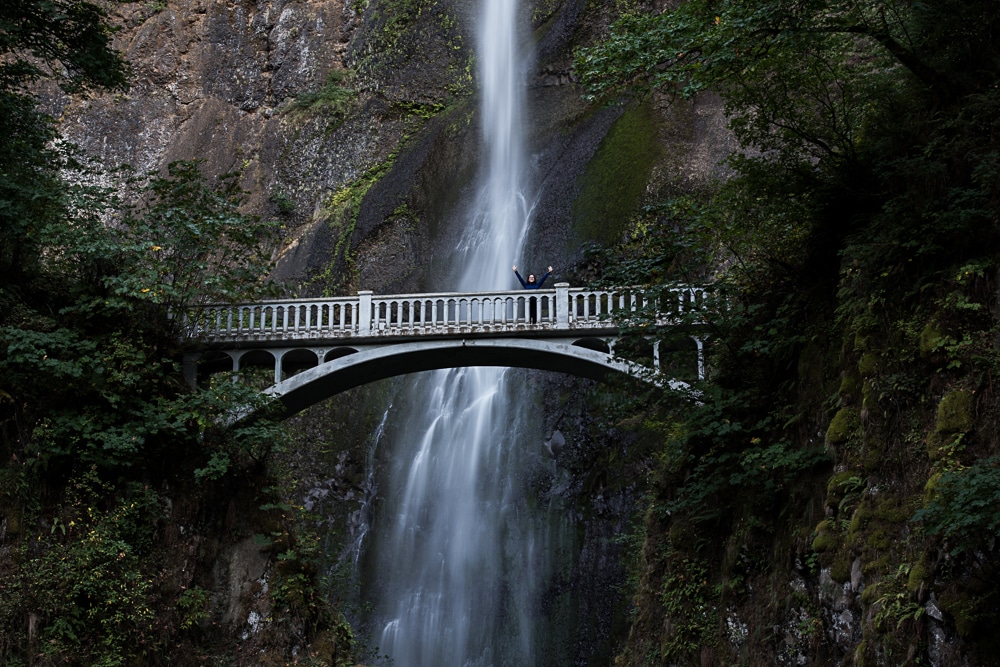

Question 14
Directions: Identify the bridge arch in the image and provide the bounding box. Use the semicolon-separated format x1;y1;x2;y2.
253;338;683;419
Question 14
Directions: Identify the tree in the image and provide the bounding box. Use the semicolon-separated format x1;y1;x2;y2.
0;0;129;280
0;0;128;93
577;1;1000;663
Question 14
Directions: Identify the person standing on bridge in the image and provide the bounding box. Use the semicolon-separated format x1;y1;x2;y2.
513;265;553;323
512;265;553;290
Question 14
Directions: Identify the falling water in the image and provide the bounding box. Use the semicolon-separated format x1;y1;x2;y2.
364;0;558;665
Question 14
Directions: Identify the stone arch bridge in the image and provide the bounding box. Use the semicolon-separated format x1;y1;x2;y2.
182;283;707;418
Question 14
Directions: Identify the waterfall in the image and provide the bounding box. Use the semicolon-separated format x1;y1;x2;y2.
363;0;557;665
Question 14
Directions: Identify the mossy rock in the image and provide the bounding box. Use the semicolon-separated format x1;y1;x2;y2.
871;495;910;523
923;472;943;504
927;389;974;459
847;499;874;545
826;407;861;446
853;640;869;667
860;582;882;606
825;471;862;510
857;352;879;378
861;381;874;408
812;520;839;552
861;554;891;577
919;322;943;356
864;526;891;551
906;555;930;594
861;438;887;470
830;548;853;583
935;389;974;435
838;372;861;405
572;100;662;247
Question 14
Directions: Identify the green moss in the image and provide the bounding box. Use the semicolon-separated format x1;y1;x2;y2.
906;555;929;593
923;472;942;504
919;322;943;356
826;471;860;497
838;372;860;404
853;640;869;667
861;438;887;470
812;520;838;552
928;390;974;459
857;352;879;378
861;381;874;407
826;407;860;446
864;527;891;551
286;69;358;121
861;554;891;577
935;389;974;435
830;549;853;583
825;471;863;511
847;500;873;545
572;100;662;246
872;496;910;523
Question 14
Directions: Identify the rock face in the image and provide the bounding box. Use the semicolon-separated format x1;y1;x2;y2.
52;0;733;295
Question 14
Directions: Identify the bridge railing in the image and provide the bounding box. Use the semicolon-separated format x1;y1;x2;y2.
180;284;706;343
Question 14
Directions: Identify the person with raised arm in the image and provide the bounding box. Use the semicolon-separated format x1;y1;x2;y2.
512;265;553;289
513;264;553;323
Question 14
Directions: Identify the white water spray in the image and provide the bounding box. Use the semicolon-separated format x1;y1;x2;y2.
365;0;554;665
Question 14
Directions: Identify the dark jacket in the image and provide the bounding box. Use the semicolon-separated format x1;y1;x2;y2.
515;270;550;289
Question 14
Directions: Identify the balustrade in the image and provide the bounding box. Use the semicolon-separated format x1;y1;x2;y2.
182;284;706;344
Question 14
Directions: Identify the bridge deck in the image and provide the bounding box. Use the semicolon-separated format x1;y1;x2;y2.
182;283;704;348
